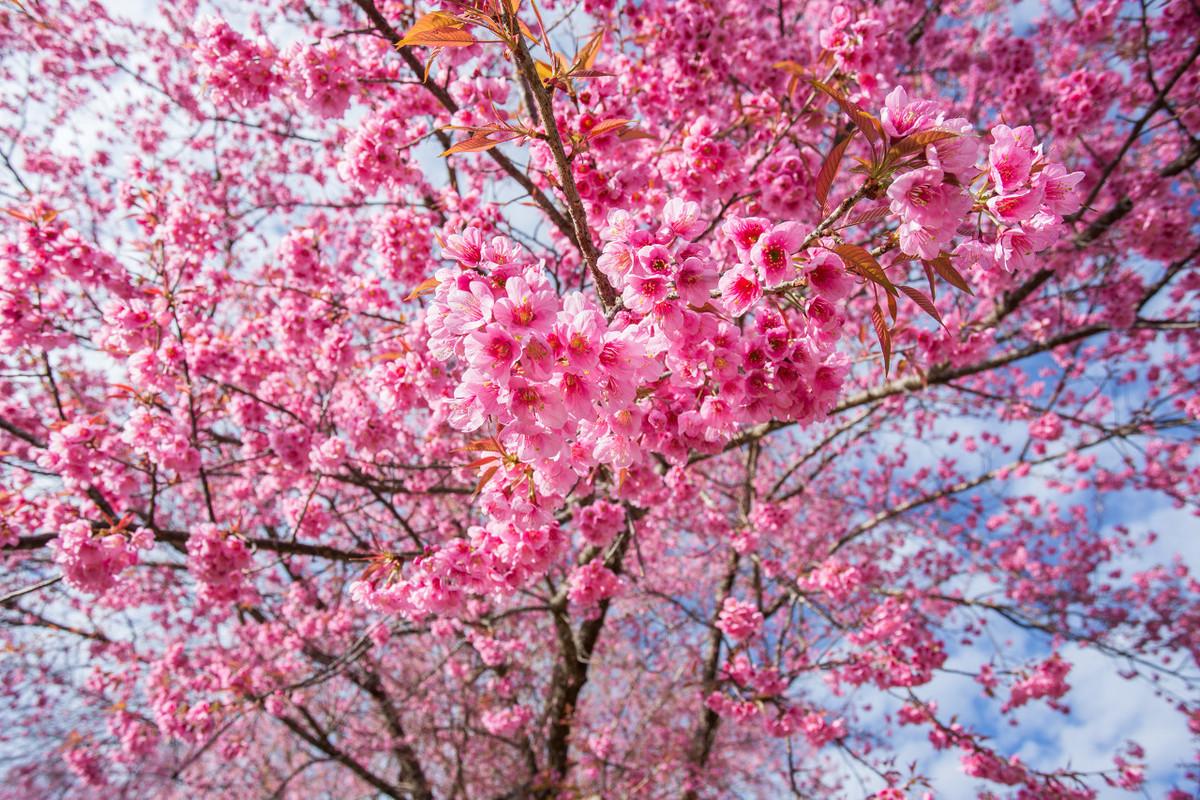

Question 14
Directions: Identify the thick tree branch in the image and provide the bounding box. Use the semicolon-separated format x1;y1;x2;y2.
504;10;615;309
349;0;584;263
539;504;641;790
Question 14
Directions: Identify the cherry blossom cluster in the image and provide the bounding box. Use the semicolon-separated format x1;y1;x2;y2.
1052;69;1123;138
350;523;567;618
3;0;1198;796
95;295;167;355
187;524;254;606
282;41;354;120
819;4;885;81
338;108;430;194
1;206;122;352
598;204;851;444
704;681;848;749
577;499;624;546
876;88;1083;272
36;418;107;490
193;16;279;108
121;407;201;476
660;116;741;199
52;519;153;594
567;559;623;613
716;596;764;641
480;704;534;737
1002;653;1072;712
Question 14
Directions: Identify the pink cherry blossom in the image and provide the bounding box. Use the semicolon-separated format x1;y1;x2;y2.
1;2;1194;798
717;597;764;641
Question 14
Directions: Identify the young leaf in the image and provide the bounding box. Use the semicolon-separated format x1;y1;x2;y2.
870;304;892;376
899;284;945;328
534;59;556;85
848;107;882;146
616;127;657;142
569;69;615;79
464;456;500;469
924;253;973;295
397;12;475;48
462;439;503;453
772;60;808;75
888;129;958;160
573;28;604;72
441;129;517;157
773;61;808;97
844;206;890;228
473;465;500;497
587;118;631;139
809;79;881;145
816;131;855;214
405;276;440;300
834;243;897;295
515;18;538;42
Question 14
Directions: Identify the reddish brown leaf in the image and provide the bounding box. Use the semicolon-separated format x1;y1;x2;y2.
925;253;973;295
870;304;892;376
404;276;440;300
844;206;890;227
440;129;518;157
772;60;808;75
809;79;881;145
616;127;656;142
816;132;854;214
834;244;897;295
888;130;958;159
848;107;883;146
688;301;726;316
587;118;631;138
517;19;538;42
773;61;808;98
573;28;604;72
397;12;476;48
464;456;500;469
922;259;937;301
534;59;556;85
473;465;500;497
899;284;945;328
462;439;503;453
